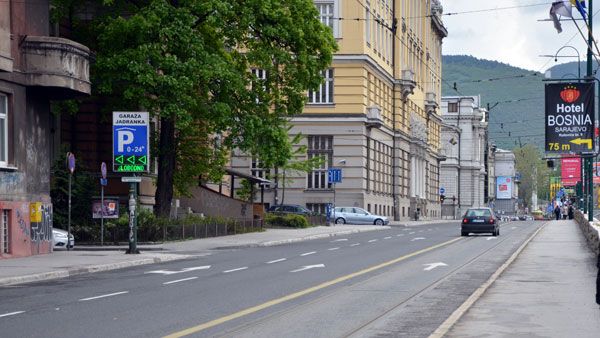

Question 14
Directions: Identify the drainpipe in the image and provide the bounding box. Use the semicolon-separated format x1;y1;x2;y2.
456;97;464;216
392;6;398;221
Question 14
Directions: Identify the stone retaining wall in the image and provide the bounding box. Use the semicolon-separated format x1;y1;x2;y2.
574;211;600;255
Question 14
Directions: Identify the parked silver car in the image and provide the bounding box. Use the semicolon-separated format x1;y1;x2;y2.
330;207;389;225
53;228;74;249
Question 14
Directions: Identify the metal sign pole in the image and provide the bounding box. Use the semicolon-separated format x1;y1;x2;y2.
127;179;138;254
100;184;104;246
68;172;71;251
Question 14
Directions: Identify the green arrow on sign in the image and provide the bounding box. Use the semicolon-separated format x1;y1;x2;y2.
115;155;124;164
138;155;147;165
127;155;136;164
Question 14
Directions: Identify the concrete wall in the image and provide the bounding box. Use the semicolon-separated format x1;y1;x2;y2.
575;211;600;256
178;186;255;221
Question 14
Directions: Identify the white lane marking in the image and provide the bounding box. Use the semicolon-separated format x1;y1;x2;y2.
163;277;198;285
331;238;348;242
290;264;325;273
511;227;517;229
384;236;392;240
427;229;433;231
411;237;426;241
486;237;497;241
368;239;378;243
79;291;129;302
266;258;287;264
0;311;25;318
409;232;416;235
397;234;404;237
145;266;211;275
424;262;448;271
350;243;360;247
223;267;248;273
328;247;340;251
300;251;316;256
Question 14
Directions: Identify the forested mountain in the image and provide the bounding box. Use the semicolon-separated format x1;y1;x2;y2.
441;55;587;151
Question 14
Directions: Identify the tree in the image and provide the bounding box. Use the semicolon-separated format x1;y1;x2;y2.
514;144;550;207
52;0;337;216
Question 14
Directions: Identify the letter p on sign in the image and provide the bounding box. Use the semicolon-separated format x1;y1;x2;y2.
117;128;134;152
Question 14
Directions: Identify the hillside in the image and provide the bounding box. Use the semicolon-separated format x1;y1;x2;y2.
442;55;545;151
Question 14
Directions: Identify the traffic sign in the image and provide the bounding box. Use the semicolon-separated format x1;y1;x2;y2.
113;112;150;173
121;176;142;183
67;152;76;174
101;162;107;179
439;187;445;195
328;168;342;184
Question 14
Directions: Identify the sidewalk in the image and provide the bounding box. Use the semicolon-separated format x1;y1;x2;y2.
0;224;388;286
436;220;600;337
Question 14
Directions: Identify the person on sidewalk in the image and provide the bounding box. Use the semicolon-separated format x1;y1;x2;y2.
561;205;568;220
554;204;561;220
568;204;574;220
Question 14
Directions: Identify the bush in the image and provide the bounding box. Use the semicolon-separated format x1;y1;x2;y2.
265;214;310;228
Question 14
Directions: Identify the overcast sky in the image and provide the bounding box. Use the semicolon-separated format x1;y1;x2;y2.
442;0;600;72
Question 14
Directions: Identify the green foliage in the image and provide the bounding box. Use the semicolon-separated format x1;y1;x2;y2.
236;179;255;202
265;213;310;228
51;0;337;206
514;144;550;206
50;146;98;231
442;55;545;151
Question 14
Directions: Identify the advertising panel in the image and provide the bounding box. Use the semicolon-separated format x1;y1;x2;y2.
92;198;119;219
561;156;581;186
594;162;600;185
496;176;513;200
545;82;595;154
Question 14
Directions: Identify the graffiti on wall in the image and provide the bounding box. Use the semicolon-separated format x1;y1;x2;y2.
0;172;25;195
16;209;28;237
30;203;52;242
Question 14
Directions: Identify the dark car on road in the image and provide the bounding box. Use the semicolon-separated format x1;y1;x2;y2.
267;204;313;216
461;207;499;236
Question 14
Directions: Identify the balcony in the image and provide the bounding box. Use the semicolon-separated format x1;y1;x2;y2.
21;36;91;97
398;69;416;101
366;106;383;129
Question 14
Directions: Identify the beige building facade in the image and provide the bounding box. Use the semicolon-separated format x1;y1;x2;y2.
231;0;447;221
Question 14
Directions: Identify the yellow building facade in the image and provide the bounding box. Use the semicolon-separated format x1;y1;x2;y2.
232;0;446;221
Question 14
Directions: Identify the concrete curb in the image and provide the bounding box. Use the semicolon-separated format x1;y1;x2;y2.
0;254;193;287
215;226;390;249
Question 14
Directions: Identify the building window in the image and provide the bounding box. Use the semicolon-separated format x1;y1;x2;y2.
308;69;334;104
307;203;328;216
251;157;270;180
315;0;339;38
448;102;458;113
1;210;9;254
365;3;371;46
307;135;333;189
0;94;7;166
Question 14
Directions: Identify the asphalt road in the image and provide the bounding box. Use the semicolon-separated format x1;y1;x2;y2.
0;220;543;338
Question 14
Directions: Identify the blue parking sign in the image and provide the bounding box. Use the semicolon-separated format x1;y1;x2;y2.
328;168;342;184
112;112;150;173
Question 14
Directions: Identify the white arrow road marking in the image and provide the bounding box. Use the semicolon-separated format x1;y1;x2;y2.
384;236;392;240
368;239;378;243
266;258;286;264
223;267;248;273
300;251;316;256
163;277;198;285
411;237;426;241
331;238;348;242
423;262;448;271
290;264;325;273
328;247;340;251
79;291;129;302
0;311;25;318
145;266;211;275
350;243;360;247
487;237;497;241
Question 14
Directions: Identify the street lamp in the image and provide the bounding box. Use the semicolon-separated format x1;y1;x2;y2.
540;45;581;80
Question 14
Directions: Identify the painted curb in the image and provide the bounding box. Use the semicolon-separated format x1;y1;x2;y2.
0;254;193;287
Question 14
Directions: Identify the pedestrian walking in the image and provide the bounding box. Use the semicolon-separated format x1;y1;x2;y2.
561;205;568;220
568;204;574;219
554;204;561;220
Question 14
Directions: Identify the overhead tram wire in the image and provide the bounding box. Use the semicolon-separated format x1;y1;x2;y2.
405;2;553;19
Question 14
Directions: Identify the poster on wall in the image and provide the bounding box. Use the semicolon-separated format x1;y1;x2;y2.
561;156;581;186
496;176;513;200
92;198;119;219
